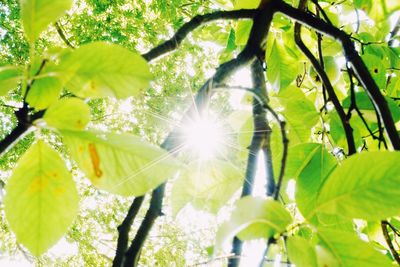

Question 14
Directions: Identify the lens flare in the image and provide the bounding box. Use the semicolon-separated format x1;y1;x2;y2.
182;116;224;160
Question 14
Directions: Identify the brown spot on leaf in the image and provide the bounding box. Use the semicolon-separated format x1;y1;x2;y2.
88;143;103;178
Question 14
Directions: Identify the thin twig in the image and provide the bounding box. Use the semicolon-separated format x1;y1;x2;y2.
54;22;75;49
293;0;356;155
276;0;400;150
381;221;400;265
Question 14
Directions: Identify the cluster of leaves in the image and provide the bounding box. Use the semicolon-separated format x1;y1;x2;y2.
0;0;400;266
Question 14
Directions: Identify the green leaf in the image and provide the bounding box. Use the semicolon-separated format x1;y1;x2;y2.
26;63;66;110
60;42;152;98
171;159;242;216
277;86;319;144
267;41;299;92
215;197;291;250
61;130;180;196
235;21;252;46
43;98;91;130
0;65;22;96
226;28;236;52
295;144;337;219
20;0;72;42
233;0;260;9
4;140;78;256
316;152;400;220
287;236;318;267
342;92;400;122
361;53;387;90
317;228;392;267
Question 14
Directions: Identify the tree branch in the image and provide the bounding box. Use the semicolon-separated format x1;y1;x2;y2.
142;9;257;61
228;59;275;267
54;22;75;49
119;3;278;266
293;0;356;155
381;220;400;265
276;0;400;150
112;196;145;267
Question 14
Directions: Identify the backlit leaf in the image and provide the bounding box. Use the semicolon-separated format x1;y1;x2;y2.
20;0;72;42
287;236;318;267
317;228;392;267
215;197;291;250
267;41;299;92
60;42;152;99
43;98;91;130
316;152;400;220
61;130;180;196
0;65;22;96
171;159;242;216
4;140;79;256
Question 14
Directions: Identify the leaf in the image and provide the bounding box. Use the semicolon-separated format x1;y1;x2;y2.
235;21;253;46
60;42;152;98
287;236;318;267
171;159;242;216
215;197;291;250
361;53;387;90
61;130;180;196
20;0;73;42
26;63;66;110
277;86;319;144
0;65;22;96
233;0;260;9
4;140;78;256
267;41;299;92
226;28;236;52
317;228;392;267
294;144;337;219
43;98;91;130
316;152;400;220
342;92;400;122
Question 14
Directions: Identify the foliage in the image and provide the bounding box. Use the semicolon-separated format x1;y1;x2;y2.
0;0;399;266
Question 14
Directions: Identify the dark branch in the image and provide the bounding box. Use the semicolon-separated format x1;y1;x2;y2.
120;3;278;266
54;22;75;49
381;221;400;265
142;9;257;61
123;185;165;267
228;59;275;267
113;196;145;267
276;0;400;150
293;0;356;155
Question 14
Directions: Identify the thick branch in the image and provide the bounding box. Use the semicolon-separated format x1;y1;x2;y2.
293;0;356;155
228;59;275;267
123;185;165;267
113;196;145;267
121;3;277;266
142;9;257;61
276;0;400;150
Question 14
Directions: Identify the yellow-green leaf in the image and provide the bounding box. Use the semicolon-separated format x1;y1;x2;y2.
61;130;180;196
316;152;400;220
20;0;72;42
4;140;79;256
215;197;291;250
171;159;242;216
60;42;152;99
43;98;91;130
0;65;22;96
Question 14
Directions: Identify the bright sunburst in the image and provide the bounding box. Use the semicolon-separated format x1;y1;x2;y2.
182;114;225;160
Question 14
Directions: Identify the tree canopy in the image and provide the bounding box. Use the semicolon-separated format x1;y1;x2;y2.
0;0;400;266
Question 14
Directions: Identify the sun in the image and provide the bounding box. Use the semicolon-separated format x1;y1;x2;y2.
182;114;225;160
